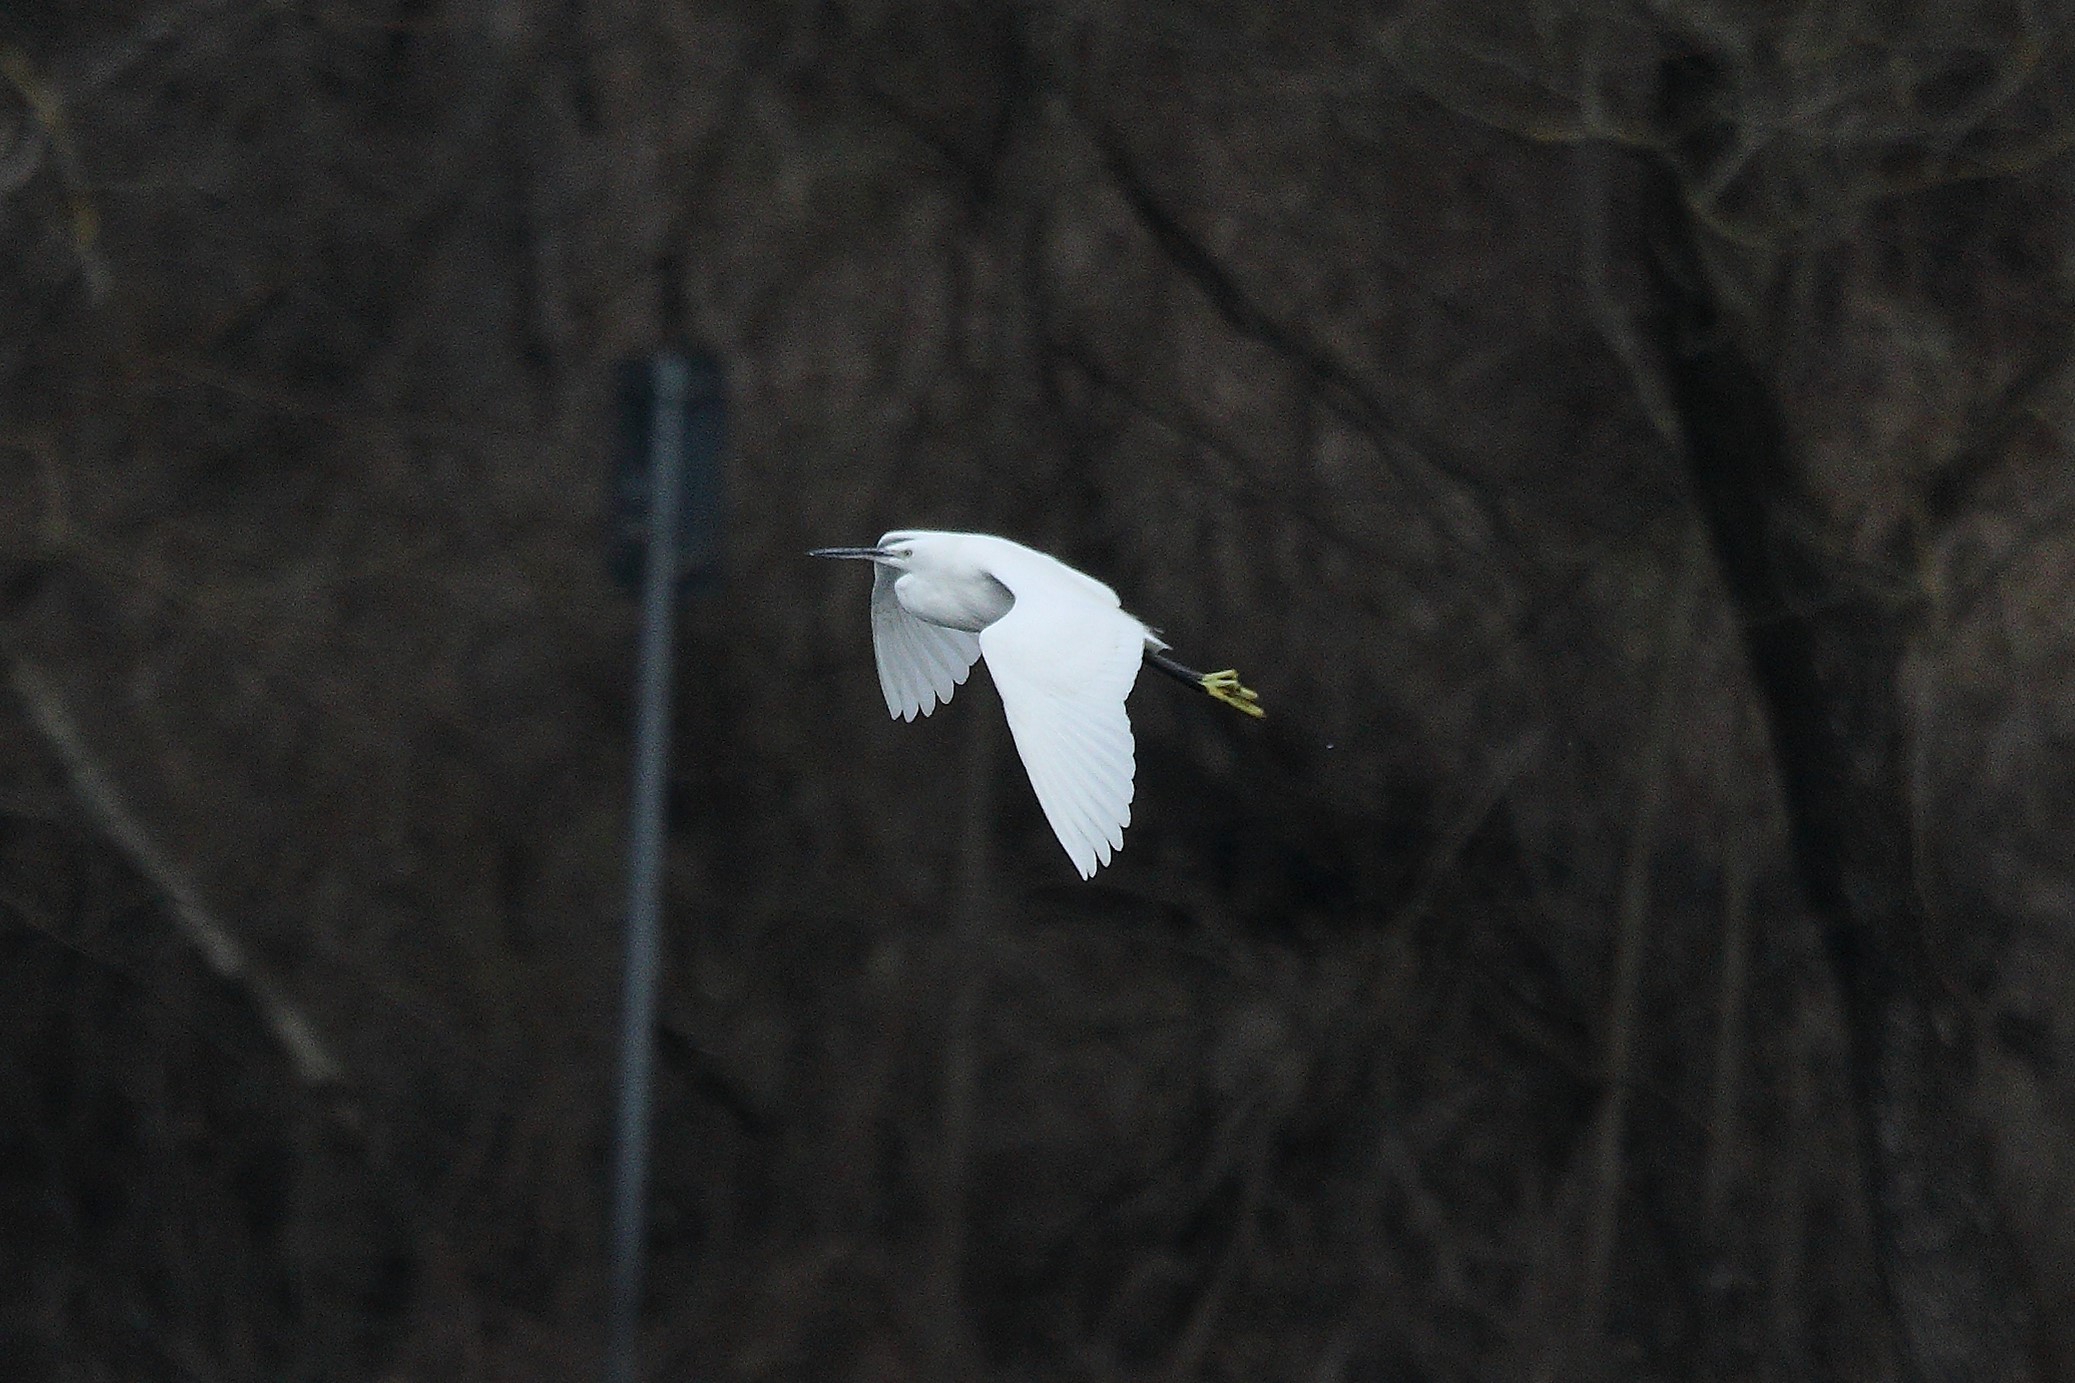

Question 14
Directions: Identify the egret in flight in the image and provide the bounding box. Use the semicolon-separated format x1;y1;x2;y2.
811;530;1263;878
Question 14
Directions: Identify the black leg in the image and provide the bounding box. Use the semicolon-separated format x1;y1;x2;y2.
1143;649;1265;718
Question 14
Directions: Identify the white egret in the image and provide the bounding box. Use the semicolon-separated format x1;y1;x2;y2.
811;530;1263;878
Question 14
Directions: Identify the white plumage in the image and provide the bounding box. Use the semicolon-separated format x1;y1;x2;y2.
814;529;1262;878
833;531;1147;876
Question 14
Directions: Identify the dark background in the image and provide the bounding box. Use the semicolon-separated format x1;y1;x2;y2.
3;2;2073;1379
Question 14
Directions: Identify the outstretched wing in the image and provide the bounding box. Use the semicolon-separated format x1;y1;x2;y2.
870;562;982;721
978;568;1146;879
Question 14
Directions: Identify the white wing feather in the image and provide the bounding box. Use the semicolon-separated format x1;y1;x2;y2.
976;547;1147;879
870;561;982;721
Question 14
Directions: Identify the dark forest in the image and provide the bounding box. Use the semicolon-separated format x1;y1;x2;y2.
3;2;2074;1380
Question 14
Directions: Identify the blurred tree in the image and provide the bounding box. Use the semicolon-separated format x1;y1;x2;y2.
1383;6;2075;1376
1;2;2072;1380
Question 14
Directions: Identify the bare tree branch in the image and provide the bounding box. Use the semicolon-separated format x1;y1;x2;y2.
1703;826;1752;1225
5;651;344;1086
1075;111;1517;567
1923;313;2075;525
0;43;109;302
1575;529;1705;1360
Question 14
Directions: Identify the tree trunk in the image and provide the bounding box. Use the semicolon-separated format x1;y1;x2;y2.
1641;58;2034;1383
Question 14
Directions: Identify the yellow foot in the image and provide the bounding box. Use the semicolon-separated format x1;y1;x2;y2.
1201;670;1265;718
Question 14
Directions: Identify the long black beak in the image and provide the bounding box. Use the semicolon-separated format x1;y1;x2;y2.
809;546;891;560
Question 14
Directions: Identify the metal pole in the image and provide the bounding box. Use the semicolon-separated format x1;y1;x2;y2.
607;352;690;1383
